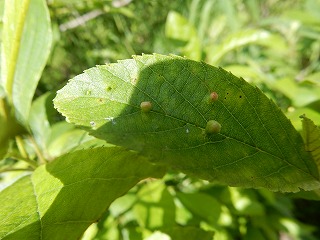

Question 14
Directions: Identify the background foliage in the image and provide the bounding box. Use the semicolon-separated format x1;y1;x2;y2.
1;0;320;239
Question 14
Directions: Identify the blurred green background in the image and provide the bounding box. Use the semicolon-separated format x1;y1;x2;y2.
38;0;320;239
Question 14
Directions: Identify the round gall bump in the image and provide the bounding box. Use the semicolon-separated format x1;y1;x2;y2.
210;92;219;102
205;120;221;134
140;101;152;112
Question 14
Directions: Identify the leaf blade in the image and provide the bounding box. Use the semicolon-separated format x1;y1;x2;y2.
54;54;320;192
0;147;164;239
300;115;320;174
1;0;52;126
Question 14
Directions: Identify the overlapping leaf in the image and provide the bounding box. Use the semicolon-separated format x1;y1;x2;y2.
300;115;320;173
54;54;320;192
1;0;52;126
0;147;164;239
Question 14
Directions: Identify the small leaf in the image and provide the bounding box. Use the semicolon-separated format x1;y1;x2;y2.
0;147;165;239
300;115;320;174
54;54;320;192
165;11;201;60
206;29;274;64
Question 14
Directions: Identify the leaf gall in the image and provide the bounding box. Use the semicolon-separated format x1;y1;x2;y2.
140;101;152;112
205;120;221;134
210;92;219;102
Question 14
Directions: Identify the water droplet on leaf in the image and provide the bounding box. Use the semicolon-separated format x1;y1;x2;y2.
90;121;96;127
105;116;116;125
105;117;114;121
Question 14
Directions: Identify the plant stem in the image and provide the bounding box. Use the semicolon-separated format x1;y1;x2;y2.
10;155;38;169
15;136;38;168
0;167;33;173
29;136;47;165
15;135;28;158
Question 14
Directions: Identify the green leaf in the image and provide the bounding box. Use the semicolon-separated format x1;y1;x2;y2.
287;107;320;131
300;115;320;174
206;29;277;65
165;11;201;60
0;0;52;126
244;227;268;240
163;226;214;240
0;98;24;159
46;122;107;158
29;94;106;159
133;181;175;229
229;188;265;216
273;77;320;108
28;93;55;157
54;54;320;192
0;147;165;239
0;99;10;159
176;192;222;225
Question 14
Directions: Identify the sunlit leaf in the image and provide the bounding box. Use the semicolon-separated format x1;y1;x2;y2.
206;29;275;64
0;147;165;239
165;11;201;60
0;0;52;126
176;192;222;225
54;54;320;192
28;93;54;157
133;181;175;229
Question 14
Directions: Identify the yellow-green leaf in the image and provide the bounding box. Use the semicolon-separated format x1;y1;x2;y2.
0;147;164;239
1;0;52;126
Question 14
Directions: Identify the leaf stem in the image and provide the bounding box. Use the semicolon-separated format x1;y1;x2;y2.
0;167;33;173
10;155;38;169
29;136;47;165
15;136;28;158
15;136;38;168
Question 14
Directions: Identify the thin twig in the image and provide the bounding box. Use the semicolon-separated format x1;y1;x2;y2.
15;136;28;159
59;10;104;32
28;136;47;165
0;167;34;173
